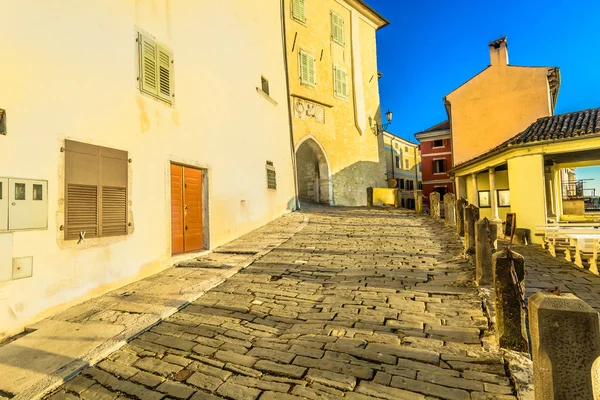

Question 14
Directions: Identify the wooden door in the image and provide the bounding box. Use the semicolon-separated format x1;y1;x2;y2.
183;166;203;252
170;164;184;254
170;164;204;255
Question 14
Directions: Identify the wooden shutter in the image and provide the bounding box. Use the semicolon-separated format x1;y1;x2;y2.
157;45;172;103
340;68;347;97
99;147;128;237
334;67;340;96
331;12;344;44
292;0;306;22
139;34;158;96
308;53;316;86
65;140;100;240
64;140;128;240
300;51;315;86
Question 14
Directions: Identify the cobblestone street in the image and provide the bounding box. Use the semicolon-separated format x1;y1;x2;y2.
47;206;517;400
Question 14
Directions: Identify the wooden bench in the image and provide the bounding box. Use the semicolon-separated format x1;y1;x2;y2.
567;234;600;275
535;223;600;261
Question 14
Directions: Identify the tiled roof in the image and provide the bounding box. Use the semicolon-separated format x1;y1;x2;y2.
416;120;450;135
451;107;600;171
509;108;600;144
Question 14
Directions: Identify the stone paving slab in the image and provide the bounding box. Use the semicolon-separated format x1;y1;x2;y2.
45;205;518;400
0;212;307;400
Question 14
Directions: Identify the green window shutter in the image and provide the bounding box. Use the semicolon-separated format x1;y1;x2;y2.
299;51;308;84
333;66;340;96
308;53;316;86
338;17;345;44
157;45;173;103
341;69;348;97
139;34;158;96
331;13;344;45
292;0;306;22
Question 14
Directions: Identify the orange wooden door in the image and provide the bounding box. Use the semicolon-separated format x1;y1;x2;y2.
183;166;203;253
170;164;184;254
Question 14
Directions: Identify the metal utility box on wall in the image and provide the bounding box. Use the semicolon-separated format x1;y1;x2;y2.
0;177;48;231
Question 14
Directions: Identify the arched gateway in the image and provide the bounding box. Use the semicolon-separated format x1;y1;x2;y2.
295;136;332;204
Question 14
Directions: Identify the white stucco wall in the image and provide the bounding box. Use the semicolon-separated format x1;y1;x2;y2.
0;0;295;338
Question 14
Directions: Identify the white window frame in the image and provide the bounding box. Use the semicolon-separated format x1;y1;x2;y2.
291;0;307;24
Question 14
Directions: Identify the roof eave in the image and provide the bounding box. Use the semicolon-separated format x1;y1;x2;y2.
348;0;390;29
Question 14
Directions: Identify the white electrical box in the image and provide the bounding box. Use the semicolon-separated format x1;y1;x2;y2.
0;178;48;231
12;256;33;280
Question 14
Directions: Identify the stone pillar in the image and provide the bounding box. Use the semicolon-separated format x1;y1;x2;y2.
529;293;600;400
476;217;498;286
367;187;373;207
429;192;441;219
489;167;500;221
393;188;400;208
493;249;528;352
456;198;468;237
444;193;456;225
414;190;423;213
471;173;479;207
464;204;480;254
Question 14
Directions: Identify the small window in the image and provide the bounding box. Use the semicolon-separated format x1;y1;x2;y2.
261;76;270;96
433;159;446;173
405;146;409;152
331;11;344;45
33;184;43;201
15;183;25;200
405;160;409;169
433;139;444;148
138;32;174;104
266;162;277;190
399;179;405;189
333;65;348;98
292;0;306;23
299;50;316;87
394;143;398;149
395;156;399;168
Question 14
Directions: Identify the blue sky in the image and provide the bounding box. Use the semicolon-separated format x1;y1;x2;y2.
369;0;600;193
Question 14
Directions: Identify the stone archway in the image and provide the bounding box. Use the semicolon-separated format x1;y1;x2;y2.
295;137;332;204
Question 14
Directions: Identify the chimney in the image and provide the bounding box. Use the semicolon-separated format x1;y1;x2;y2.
489;37;508;66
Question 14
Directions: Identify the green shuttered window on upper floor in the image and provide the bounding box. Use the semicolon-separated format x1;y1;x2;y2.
331;12;344;45
333;65;348;99
139;33;173;104
299;50;316;87
292;0;306;23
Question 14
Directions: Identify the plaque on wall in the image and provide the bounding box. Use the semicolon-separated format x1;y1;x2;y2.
294;98;325;124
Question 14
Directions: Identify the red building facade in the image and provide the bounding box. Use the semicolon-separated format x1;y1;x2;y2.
415;121;453;200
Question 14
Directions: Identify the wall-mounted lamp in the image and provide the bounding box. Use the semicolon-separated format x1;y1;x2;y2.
371;109;392;136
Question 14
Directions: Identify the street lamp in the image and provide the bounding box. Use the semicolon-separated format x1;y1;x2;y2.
372;110;393;136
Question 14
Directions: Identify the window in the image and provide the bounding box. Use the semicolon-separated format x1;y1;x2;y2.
394;143;398;149
266;161;277;190
405;160;409;169
333;65;348;98
33;184;43;201
395;156;399;168
64;140;128;240
15;183;25;200
433;159;446;173
399;179;405;189
299;50;316;87
292;0;306;23
433;139;444;148
138;32;173;104
331;11;344;45
407;180;414;190
418;163;422;172
260;76;270;96
434;187;447;196
418;182;423;190
405;146;409;152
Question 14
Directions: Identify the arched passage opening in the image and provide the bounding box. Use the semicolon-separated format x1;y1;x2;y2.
296;138;331;204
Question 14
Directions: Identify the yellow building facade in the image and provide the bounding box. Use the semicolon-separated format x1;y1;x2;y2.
445;37;560;166
382;131;422;190
285;0;389;206
0;0;296;339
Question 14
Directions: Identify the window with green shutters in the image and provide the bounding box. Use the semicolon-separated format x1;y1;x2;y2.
292;0;306;23
331;12;344;45
138;33;173;104
299;50;316;87
333;65;348;99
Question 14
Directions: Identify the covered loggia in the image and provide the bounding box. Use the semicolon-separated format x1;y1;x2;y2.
295;136;332;204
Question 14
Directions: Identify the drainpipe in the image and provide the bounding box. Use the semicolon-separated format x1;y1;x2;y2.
391;143;395;180
280;0;300;211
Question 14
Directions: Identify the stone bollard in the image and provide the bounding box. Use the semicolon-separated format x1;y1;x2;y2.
456;198;468;237
475;218;498;286
414;190;423;213
367;187;373;207
529;293;600;399
464;204;480;254
443;193;456;225
429;192;441;218
493;249;528;352
393;188;400;208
